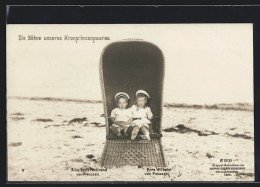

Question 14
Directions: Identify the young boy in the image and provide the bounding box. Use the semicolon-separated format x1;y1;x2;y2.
130;90;153;141
110;92;133;137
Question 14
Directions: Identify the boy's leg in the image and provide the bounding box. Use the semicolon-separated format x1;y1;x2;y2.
110;124;122;137
131;125;140;140
122;125;131;136
123;125;133;137
140;126;150;141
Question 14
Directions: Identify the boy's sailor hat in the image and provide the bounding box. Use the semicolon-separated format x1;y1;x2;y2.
115;92;130;101
136;90;150;99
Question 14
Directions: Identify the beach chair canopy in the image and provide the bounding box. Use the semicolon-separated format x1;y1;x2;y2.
100;41;165;137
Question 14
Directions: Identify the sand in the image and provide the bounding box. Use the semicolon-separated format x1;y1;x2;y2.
7;98;254;181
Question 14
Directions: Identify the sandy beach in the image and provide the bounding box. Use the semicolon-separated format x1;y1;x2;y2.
7;98;254;181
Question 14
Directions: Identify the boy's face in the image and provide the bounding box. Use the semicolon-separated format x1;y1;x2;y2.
117;97;128;109
137;96;147;108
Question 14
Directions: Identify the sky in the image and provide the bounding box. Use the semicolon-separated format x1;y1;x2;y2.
7;24;254;104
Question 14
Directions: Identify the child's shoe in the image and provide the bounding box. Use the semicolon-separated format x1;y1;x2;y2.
141;134;151;141
131;129;138;140
122;126;128;134
110;125;123;137
116;131;122;137
123;129;129;137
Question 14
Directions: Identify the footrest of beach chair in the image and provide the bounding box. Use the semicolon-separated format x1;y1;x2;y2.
106;133;162;139
100;138;166;167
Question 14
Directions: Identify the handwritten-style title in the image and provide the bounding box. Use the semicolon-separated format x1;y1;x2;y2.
19;35;110;43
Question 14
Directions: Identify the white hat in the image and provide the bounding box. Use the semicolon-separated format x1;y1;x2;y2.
136;90;150;99
114;92;130;101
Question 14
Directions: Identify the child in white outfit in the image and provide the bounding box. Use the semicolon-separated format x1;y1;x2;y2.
130;90;153;141
110;92;133;137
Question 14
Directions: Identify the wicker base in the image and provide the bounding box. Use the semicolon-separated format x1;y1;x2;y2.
100;138;167;167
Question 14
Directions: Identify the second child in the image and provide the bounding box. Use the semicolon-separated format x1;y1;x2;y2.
130;90;153;141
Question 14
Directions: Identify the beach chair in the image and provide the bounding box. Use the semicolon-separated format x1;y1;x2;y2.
100;40;167;167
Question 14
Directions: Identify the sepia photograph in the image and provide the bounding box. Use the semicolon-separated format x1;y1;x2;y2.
6;24;254;181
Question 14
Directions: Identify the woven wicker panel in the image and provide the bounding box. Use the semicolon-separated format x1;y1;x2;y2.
100;138;166;167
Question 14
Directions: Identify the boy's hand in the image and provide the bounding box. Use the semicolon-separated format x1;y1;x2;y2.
141;117;151;124
116;121;125;127
120;122;127;126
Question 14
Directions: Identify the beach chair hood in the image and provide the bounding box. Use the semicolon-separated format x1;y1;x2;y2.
100;41;165;137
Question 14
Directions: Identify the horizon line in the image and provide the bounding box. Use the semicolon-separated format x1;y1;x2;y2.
7;96;253;112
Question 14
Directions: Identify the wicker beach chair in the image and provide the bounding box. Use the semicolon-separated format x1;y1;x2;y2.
100;40;167;167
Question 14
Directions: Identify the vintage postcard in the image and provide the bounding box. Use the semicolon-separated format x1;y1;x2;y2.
6;24;254;181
